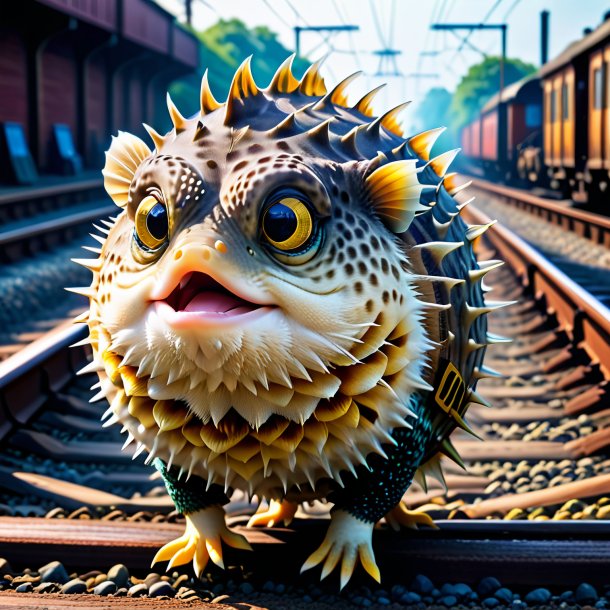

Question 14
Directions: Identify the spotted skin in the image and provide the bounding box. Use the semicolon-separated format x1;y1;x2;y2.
77;57;499;587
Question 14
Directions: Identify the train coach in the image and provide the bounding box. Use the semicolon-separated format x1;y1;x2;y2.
462;12;610;206
461;75;542;183
538;14;610;202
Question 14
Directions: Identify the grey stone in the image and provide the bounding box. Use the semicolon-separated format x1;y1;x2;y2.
576;583;598;605
60;578;87;594
495;587;513;603
15;583;32;593
149;581;175;598
34;582;58;594
93;581;117;596
39;561;70;585
128;583;148;597
525;588;551;604
440;595;458;606
107;564;130;588
411;574;434;594
478;576;501;597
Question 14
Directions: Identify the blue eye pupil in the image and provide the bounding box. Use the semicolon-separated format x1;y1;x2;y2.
146;203;168;240
264;203;297;242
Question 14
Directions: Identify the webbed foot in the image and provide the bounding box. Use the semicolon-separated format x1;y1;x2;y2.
247;499;298;528
301;509;380;589
384;501;438;531
151;505;252;577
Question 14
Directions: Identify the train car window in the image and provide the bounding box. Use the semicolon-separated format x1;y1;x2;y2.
525;104;542;127
550;90;557;122
594;67;604;109
561;83;569;120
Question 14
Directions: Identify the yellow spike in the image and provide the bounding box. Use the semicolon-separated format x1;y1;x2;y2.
380;101;411;137
200;68;221;114
365;159;427;233
65;286;95;298
225;56;259;125
442;172;471;196
128;396;156;428
142;123;165;151
166;92;187;132
466;221;497;242
200;423;248;453
328;71;362;107
72;311;89;324
299;58;327;96
229;56;258;101
181;420;205;447
251;417;290;445
429;148;460;177
267;54;299;93
71;258;102;272
409;127;446;161
314;396;353;422
442;172;459;192
153;401;191;432
120;368;149;397
354;84;386;117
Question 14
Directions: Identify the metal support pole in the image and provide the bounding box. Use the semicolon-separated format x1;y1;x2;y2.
292;24;358;57
500;24;506;97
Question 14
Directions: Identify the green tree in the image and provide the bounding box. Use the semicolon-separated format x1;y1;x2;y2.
411;87;455;154
168;19;309;123
449;56;536;132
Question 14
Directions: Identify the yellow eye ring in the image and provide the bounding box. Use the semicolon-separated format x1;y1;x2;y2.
262;197;313;251
134;195;168;251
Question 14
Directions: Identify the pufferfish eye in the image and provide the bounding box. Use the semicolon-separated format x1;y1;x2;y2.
261;192;321;264
134;195;169;252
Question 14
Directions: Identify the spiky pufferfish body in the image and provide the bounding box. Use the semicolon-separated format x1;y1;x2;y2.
76;56;501;585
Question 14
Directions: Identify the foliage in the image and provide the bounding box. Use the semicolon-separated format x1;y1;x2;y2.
411;87;455;154
449;56;536;131
168;19;309;120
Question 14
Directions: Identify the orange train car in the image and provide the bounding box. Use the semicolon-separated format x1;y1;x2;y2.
461;12;610;205
462;76;541;181
529;14;610;201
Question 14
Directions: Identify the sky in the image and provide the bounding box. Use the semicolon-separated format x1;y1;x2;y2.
157;0;610;126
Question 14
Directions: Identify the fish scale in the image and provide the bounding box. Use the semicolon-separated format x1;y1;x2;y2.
71;55;504;587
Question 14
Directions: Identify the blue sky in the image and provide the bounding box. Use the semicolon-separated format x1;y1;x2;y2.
158;0;610;127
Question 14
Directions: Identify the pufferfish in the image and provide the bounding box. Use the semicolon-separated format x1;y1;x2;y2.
72;55;506;588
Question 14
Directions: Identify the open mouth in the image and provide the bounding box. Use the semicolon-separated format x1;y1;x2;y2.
156;271;269;327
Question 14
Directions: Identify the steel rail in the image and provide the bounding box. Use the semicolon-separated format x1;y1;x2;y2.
0;203;115;247
1;517;610;587
0;178;103;207
469;177;610;247
0;321;87;442
462;203;610;380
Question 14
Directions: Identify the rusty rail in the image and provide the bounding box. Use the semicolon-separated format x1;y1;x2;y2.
469;178;610;248
0;321;87;442
2;517;610;587
462;204;610;380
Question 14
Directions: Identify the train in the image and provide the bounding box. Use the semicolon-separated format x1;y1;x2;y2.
461;12;610;205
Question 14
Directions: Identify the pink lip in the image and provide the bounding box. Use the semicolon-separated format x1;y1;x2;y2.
154;271;274;329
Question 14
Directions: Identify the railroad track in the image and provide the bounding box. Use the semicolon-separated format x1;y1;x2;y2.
0;177;114;362
0;200;609;607
468;177;610;310
469;177;610;249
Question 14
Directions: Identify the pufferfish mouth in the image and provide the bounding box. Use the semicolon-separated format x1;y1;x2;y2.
154;271;273;328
